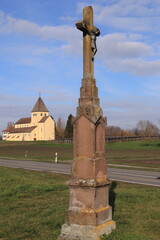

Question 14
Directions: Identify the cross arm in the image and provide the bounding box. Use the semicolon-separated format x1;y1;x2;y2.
76;20;100;37
76;20;90;33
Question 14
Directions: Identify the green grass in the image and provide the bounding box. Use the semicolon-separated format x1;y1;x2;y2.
0;167;70;240
102;182;160;240
0;167;160;240
106;140;160;169
106;140;160;150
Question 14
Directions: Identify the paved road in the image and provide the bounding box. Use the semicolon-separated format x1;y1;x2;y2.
0;159;160;187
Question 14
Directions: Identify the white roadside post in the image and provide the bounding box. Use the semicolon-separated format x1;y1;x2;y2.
55;152;58;163
25;151;28;158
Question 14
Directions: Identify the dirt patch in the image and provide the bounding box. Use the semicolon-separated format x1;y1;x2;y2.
106;149;160;167
0;144;73;161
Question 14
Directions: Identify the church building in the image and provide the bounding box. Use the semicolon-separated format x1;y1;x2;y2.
3;97;55;141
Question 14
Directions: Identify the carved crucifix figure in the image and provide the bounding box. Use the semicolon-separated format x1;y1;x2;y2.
90;28;100;59
76;6;100;78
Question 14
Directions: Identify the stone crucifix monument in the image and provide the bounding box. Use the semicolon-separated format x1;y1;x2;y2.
58;6;116;240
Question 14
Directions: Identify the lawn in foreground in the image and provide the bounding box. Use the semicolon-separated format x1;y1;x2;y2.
0;167;159;240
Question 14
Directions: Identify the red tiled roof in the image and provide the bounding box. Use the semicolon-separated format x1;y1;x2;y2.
15;117;31;125
39;116;49;123
2;126;14;132
9;126;37;133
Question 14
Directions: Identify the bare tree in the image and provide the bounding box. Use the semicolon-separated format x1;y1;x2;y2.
106;126;123;136
55;118;65;139
7;122;14;128
106;125;135;137
135;120;159;136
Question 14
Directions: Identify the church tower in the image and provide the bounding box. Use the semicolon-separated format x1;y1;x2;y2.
31;97;49;124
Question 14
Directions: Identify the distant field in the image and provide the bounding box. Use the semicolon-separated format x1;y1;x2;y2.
0;167;159;240
0;140;160;169
0;141;72;161
106;140;160;168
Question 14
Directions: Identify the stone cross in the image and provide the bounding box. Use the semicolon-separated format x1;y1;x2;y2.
57;6;116;240
76;6;100;78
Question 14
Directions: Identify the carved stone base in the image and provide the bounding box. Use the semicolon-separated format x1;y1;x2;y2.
57;221;116;240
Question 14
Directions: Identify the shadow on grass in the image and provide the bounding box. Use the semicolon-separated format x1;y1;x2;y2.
109;181;117;216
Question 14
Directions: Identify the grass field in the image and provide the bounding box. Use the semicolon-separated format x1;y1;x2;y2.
0;139;160;169
0;167;159;240
106;140;160;168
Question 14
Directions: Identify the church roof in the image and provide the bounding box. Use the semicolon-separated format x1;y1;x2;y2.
15;117;31;125
9;126;37;133
31;97;49;113
2;125;14;132
39;116;49;123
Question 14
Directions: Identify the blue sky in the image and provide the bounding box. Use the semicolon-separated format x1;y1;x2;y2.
0;0;160;133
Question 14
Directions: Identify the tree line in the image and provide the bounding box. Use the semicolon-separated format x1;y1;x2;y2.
56;114;73;139
3;116;160;139
106;120;160;137
56;115;160;139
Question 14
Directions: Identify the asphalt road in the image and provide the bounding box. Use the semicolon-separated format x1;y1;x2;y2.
0;159;160;187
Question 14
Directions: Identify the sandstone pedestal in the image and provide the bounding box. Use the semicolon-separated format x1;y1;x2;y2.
58;221;115;240
57;6;116;240
57;114;116;240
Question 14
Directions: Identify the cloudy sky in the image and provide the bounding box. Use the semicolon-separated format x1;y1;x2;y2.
0;0;160;133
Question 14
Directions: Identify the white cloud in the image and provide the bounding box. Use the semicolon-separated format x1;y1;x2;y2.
102;95;160;129
98;33;152;59
93;0;160;33
103;57;160;76
76;2;160;76
96;33;160;75
0;10;82;63
1;3;160;77
0;11;78;41
0;42;81;67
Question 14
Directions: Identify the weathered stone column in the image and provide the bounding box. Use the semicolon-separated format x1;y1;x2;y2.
58;6;116;240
